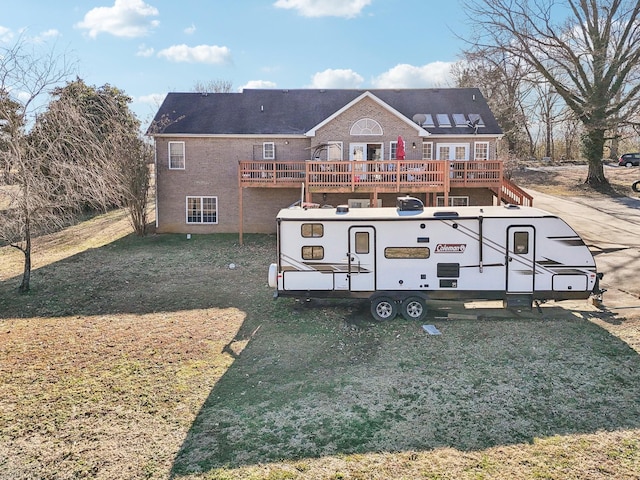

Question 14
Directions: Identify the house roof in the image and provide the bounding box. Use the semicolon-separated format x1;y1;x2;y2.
148;88;502;137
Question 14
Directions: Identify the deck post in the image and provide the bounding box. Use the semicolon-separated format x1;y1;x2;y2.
238;170;244;246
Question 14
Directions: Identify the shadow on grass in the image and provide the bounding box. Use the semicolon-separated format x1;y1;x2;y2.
0;232;275;328
170;297;640;476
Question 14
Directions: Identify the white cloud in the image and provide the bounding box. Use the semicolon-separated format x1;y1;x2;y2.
157;44;231;64
33;29;61;43
239;80;277;91
372;62;455;88
0;26;14;43
309;68;364;88
137;92;166;106
76;0;160;38
136;44;155;57
274;0;371;18
184;24;196;35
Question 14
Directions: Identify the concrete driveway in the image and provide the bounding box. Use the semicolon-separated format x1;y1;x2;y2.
527;188;640;316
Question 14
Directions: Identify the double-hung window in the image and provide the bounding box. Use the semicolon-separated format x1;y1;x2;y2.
263;142;275;160
169;142;185;169
186;196;218;224
474;142;489;160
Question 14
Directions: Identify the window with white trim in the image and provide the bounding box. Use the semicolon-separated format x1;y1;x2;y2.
169;142;185;169
474;142;489;160
436;196;469;207
390;141;398;159
422;142;433;160
350;118;383;135
327;142;342;160
186;196;218;224
263;142;275;160
437;143;469;160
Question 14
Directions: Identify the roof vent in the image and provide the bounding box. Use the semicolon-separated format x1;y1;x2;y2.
397;196;424;212
336;205;349;214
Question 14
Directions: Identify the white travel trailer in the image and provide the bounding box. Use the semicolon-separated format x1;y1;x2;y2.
268;197;603;321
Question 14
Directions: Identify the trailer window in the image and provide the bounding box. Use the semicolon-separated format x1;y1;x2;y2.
302;246;324;260
513;231;529;254
355;232;369;254
384;247;430;259
301;223;324;238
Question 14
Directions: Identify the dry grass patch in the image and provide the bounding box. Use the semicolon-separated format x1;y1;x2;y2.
0;308;246;479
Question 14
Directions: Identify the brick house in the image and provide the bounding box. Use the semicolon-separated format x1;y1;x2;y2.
148;88;531;239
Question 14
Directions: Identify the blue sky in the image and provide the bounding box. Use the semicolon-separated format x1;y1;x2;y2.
2;0;471;126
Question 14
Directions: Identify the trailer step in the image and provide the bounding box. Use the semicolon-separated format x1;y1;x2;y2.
504;295;533;310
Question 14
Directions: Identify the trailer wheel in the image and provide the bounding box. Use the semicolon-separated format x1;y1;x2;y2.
633;180;640;193
401;296;428;322
370;296;397;321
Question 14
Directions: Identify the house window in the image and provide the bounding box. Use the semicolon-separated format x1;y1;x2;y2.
438;144;469;161
350;118;383;136
422;114;435;127
468;114;485;127
301;223;324;238
422;142;433;160
328;142;342;161
390;141;398;159
436;114;451;127
453;114;467;126
302;246;324;260
186;196;218;224
436;196;469;207
169;142;185;169
263;142;275;160
474;142;489;160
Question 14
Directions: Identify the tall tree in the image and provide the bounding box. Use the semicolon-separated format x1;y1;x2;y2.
0;41;140;292
453;52;536;158
461;0;640;186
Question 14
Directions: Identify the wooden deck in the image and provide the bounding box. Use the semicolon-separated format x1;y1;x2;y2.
238;160;532;206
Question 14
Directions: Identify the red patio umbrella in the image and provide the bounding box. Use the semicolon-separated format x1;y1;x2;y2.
396;135;405;160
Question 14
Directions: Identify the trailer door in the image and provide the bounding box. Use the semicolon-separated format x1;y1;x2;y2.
507;226;535;293
348;226;375;291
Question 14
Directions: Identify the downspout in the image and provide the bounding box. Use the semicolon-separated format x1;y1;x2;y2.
154;138;158;230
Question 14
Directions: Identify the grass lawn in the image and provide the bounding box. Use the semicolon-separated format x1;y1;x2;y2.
1;203;640;479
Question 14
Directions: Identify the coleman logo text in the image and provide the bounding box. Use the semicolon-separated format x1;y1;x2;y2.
435;243;466;253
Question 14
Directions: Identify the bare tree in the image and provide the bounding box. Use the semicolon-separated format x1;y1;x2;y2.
192;79;234;93
461;0;640;186
0;41;127;292
453;51;537;158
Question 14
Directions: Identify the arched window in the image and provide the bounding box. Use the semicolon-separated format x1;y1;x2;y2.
350;118;383;136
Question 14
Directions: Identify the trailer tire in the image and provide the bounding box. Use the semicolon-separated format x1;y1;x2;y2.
633;180;640;193
370;296;398;321
401;296;428;322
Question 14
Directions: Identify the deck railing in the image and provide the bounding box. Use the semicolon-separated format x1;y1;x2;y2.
239;160;533;206
239;160;503;190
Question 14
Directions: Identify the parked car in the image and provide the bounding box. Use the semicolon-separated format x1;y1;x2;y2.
618;153;640;167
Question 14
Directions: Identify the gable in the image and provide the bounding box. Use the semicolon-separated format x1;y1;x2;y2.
305;91;429;137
